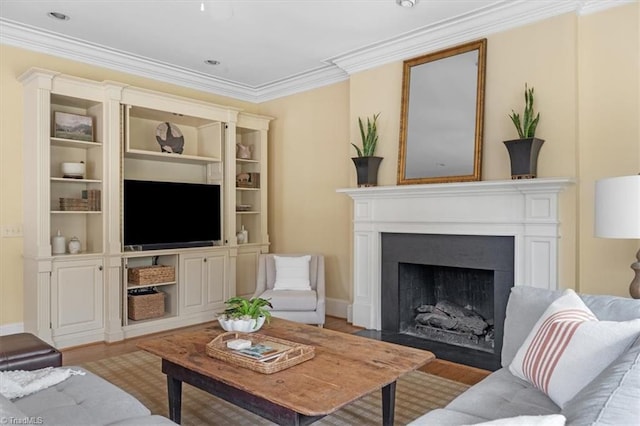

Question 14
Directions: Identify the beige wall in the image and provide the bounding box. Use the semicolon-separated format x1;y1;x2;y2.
258;82;352;301
577;4;640;295
1;4;638;327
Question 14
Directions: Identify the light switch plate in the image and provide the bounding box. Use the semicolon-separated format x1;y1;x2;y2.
2;224;23;238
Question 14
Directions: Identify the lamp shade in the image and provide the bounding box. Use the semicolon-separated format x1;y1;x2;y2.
594;175;640;238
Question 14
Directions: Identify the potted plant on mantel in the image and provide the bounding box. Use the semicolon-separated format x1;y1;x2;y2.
351;112;383;187
504;83;544;179
218;296;272;332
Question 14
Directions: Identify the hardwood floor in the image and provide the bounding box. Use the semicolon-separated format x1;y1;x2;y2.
62;316;490;386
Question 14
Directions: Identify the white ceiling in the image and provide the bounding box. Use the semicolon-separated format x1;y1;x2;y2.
0;0;625;103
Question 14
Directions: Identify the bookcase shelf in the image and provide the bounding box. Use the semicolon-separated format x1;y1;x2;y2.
21;68;272;349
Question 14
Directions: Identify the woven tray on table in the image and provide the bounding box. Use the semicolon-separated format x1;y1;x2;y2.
206;332;315;374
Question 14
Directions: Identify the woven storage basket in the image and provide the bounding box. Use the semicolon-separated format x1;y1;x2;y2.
206;332;315;374
128;265;175;285
127;291;165;320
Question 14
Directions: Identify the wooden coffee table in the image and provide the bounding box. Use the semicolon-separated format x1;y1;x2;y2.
138;318;434;425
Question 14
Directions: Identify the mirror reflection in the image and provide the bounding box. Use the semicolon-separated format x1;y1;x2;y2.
398;39;486;184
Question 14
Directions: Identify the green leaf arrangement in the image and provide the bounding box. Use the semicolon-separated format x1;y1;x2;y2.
509;84;540;139
221;296;272;327
351;112;380;157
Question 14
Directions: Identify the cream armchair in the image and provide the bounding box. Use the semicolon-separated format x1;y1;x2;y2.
252;253;325;326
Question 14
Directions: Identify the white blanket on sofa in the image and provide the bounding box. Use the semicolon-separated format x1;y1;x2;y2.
0;367;85;399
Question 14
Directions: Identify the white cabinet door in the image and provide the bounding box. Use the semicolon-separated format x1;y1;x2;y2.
180;251;228;315
51;258;104;336
236;247;261;297
204;252;227;308
181;254;206;315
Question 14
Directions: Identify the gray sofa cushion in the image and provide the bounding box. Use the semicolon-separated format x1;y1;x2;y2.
501;286;640;367
562;335;640;425
12;367;151;425
0;393;28;420
446;368;560;420
501;287;560;367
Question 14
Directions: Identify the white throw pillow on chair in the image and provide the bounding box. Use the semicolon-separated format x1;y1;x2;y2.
273;255;312;291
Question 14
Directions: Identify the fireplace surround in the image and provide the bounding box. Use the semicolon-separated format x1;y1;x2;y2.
338;178;573;367
380;232;514;369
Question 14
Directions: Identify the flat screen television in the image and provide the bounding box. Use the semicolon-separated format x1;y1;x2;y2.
123;179;222;251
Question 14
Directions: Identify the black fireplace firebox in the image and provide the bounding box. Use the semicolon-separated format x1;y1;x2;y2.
363;233;514;371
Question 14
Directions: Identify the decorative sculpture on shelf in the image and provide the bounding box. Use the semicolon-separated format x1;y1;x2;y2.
236;143;252;159
156;122;184;154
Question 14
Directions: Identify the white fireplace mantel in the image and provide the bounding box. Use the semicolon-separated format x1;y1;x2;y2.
337;178;574;330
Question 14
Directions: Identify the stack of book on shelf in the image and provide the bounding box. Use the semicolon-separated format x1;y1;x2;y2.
59;198;89;211
82;189;101;211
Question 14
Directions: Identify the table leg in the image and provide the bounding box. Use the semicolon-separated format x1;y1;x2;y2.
167;375;183;424
381;381;396;426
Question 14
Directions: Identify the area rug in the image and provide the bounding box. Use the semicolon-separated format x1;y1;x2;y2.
82;351;468;425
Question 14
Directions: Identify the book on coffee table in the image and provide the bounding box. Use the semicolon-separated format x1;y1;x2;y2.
234;342;292;362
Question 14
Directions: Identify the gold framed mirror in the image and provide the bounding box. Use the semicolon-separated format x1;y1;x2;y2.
397;39;487;185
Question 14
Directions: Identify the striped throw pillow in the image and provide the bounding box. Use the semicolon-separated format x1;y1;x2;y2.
509;289;640;407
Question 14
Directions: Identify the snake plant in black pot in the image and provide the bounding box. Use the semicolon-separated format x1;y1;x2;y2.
351;113;383;187
504;84;544;179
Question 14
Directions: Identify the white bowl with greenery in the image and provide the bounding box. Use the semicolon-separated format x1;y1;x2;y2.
218;315;266;333
217;296;272;333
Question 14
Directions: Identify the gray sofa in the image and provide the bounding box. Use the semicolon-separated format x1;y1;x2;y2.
1;366;176;425
410;286;640;425
0;351;176;426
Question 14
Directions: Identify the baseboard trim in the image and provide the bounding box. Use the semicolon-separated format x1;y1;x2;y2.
0;322;24;336
326;297;349;319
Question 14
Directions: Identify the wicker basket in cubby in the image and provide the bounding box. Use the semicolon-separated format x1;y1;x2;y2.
128;291;165;321
128;265;175;285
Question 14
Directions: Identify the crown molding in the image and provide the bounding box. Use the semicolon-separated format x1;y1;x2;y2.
255;65;349;101
578;0;636;15
0;1;632;103
0;19;260;102
328;0;580;74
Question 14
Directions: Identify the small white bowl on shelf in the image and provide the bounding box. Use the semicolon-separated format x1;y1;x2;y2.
218;316;265;333
61;162;85;179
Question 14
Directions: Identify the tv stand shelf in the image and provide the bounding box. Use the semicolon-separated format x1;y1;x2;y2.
21;68;272;349
124;148;221;164
127;281;176;291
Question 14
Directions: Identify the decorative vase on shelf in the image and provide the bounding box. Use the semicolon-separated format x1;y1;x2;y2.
236;143;252;159
503;137;544;179
52;230;66;255
236;225;248;244
68;236;81;254
352;156;383;187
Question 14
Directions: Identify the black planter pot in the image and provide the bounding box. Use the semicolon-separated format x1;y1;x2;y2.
503;137;545;179
352;156;383;187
